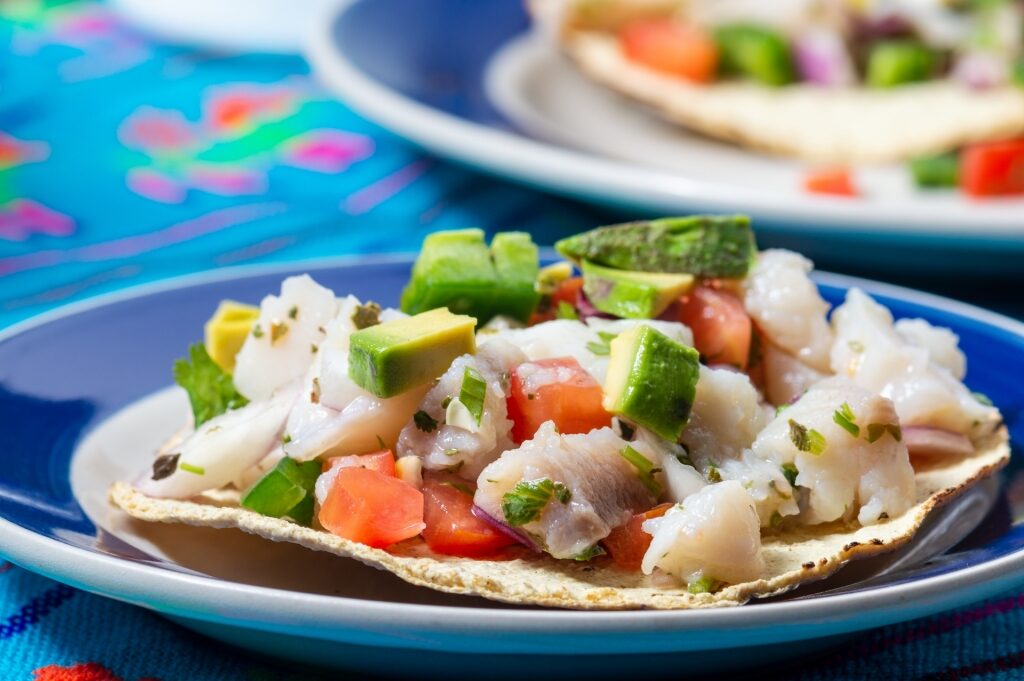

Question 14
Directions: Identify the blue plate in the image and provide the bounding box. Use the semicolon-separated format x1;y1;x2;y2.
0;257;1022;678
305;0;1024;274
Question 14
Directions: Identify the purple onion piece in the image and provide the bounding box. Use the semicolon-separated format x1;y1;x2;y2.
903;426;974;459
795;31;856;87
952;52;1009;90
471;504;541;552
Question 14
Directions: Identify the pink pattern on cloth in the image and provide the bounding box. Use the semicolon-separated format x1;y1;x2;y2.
185;165;266;197
118;108;197;155
0;200;74;242
125;168;187;204
0;131;49;170
280;129;374;173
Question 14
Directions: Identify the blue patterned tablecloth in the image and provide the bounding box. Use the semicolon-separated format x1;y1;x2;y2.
3;2;1024;680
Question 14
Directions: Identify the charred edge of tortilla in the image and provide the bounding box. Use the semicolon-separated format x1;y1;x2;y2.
108;427;1008;610
554;30;1024;163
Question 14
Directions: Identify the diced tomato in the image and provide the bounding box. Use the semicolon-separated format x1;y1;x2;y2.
530;277;584;325
421;480;516;557
961;140;1024;197
602;504;673;571
323;450;396;477
804;168;858;197
619;20;718;83
319;467;424;548
507;357;612;442
672;286;752;369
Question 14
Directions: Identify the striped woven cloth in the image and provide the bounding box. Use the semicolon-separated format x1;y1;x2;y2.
2;2;1023;679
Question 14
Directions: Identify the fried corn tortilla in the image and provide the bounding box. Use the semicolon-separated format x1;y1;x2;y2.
530;0;1024;163
108;427;1008;610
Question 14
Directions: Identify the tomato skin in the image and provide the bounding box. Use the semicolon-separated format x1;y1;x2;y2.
673;286;752;369
323;450;396;477
421;480;516;557
602;504;673;571
804;168;858;197
961;140;1024;197
530;277;584;325
507;357;612;443
319;467;424;548
620;20;718;83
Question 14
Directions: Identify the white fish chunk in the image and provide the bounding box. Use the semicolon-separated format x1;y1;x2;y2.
233;275;338;402
397;339;527;480
474;423;657;559
744;250;833;372
641;481;764;586
761;340;828;407
751;377;915;526
136;384;299;499
830;289;998;439
282;296;424;462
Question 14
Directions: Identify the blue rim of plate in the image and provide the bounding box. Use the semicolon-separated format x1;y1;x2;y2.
0;255;1022;654
305;0;1024;241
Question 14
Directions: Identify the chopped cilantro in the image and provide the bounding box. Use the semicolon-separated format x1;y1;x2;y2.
973;392;994;407
573;545;606;562
310;344;318;354
553;482;572;504
848;340;864;353
502;478;560;526
151;453;180;481
707;465;722;483
781;462;798;487
251;324;264;339
688;575;721;594
288;305;298;320
775;404;789;417
441;395;453;409
413;410;438;433
833;402;860;437
788;419;826;455
555;301;578;320
173;343;249;426
619;445;663;497
769;511;783;528
179;462;205;476
352;301;382;330
282;433;292;444
866;422;902;443
586;331;618;356
443;448;459;457
459;366;487;426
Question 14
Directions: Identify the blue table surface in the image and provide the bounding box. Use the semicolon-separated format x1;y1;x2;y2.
3;2;1024;680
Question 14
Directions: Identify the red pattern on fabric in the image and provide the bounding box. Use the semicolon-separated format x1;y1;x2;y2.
32;663;162;681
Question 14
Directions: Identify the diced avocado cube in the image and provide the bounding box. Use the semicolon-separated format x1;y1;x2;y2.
204;300;260;373
400;229;539;324
866;41;936;88
556;216;756;279
241;456;321;525
909;153;959;188
348;308;477;398
602;325;700;441
582;260;694;319
491;232;542;322
715;25;795;86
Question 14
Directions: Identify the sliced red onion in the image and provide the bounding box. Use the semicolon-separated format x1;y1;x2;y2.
904;426;974;459
471;504;541;552
952;52;1009;90
795;30;856;87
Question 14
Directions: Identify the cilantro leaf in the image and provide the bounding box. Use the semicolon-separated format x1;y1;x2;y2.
173;343;248;426
573;544;606;561
502;479;559;527
585;331;618;356
781;462;798;487
788;419;826;455
832;402;860;437
866;422;902;443
413;410;438;433
459;366;487;426
620;445;663;496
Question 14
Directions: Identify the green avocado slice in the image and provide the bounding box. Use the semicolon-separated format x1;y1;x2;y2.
602;325;700;441
581;260;694;319
555;215;756;279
